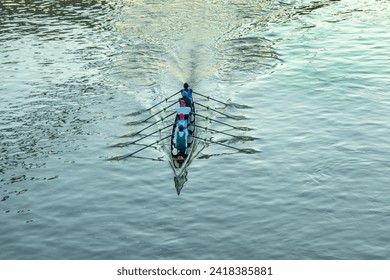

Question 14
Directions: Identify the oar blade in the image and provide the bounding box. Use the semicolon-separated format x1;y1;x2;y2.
126;120;148;126
230;103;252;109
125;110;146;117
194;91;253;109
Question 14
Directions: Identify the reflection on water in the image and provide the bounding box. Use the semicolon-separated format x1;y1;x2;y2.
0;1;119;186
174;170;188;195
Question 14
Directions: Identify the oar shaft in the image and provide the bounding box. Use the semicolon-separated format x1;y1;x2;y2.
195;113;238;130
124;111;176;137
111;135;171;160
142;101;177;123
127;91;180;116
128;135;171;157
193;136;246;153
212;140;247;152
193;91;229;106
194;102;232;119
144;91;180;111
195;125;238;138
131;123;172;145
112;123;172;148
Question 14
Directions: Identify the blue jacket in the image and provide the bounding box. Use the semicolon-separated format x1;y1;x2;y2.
181;88;193;99
175;131;187;151
179;96;192;107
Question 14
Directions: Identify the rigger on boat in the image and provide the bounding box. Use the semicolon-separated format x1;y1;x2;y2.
170;85;196;169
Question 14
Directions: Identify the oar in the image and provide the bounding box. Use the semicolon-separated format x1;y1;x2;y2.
195;113;253;131
128;155;165;161
126;91;180;116
194;125;240;138
126;101;177;125
194;91;251;109
108;135;172;160
193;136;256;154
121;111;176;138
195;125;258;142
194;102;245;120
193;91;230;106
111;123;172;148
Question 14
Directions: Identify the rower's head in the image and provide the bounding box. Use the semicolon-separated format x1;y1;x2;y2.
179;113;184;119
184;83;189;89
179;125;184;131
179;99;185;106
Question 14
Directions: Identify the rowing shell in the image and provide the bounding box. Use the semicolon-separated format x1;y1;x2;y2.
170;96;196;179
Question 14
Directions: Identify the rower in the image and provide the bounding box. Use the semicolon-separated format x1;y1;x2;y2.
176;113;189;135
175;125;188;153
181;83;193;100
176;99;191;118
179;90;192;107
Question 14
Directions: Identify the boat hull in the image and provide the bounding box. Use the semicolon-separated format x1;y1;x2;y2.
170;99;196;173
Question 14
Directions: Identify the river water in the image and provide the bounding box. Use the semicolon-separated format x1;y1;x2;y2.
1;0;390;260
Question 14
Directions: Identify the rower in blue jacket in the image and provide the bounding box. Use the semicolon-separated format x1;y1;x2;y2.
181;83;193;100
179;90;192;107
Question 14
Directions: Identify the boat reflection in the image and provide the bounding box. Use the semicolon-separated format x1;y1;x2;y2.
174;170;188;195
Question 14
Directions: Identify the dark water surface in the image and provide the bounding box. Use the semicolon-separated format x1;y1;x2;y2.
1;0;390;259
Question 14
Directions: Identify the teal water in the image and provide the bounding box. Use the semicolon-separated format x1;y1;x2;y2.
1;0;390;259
